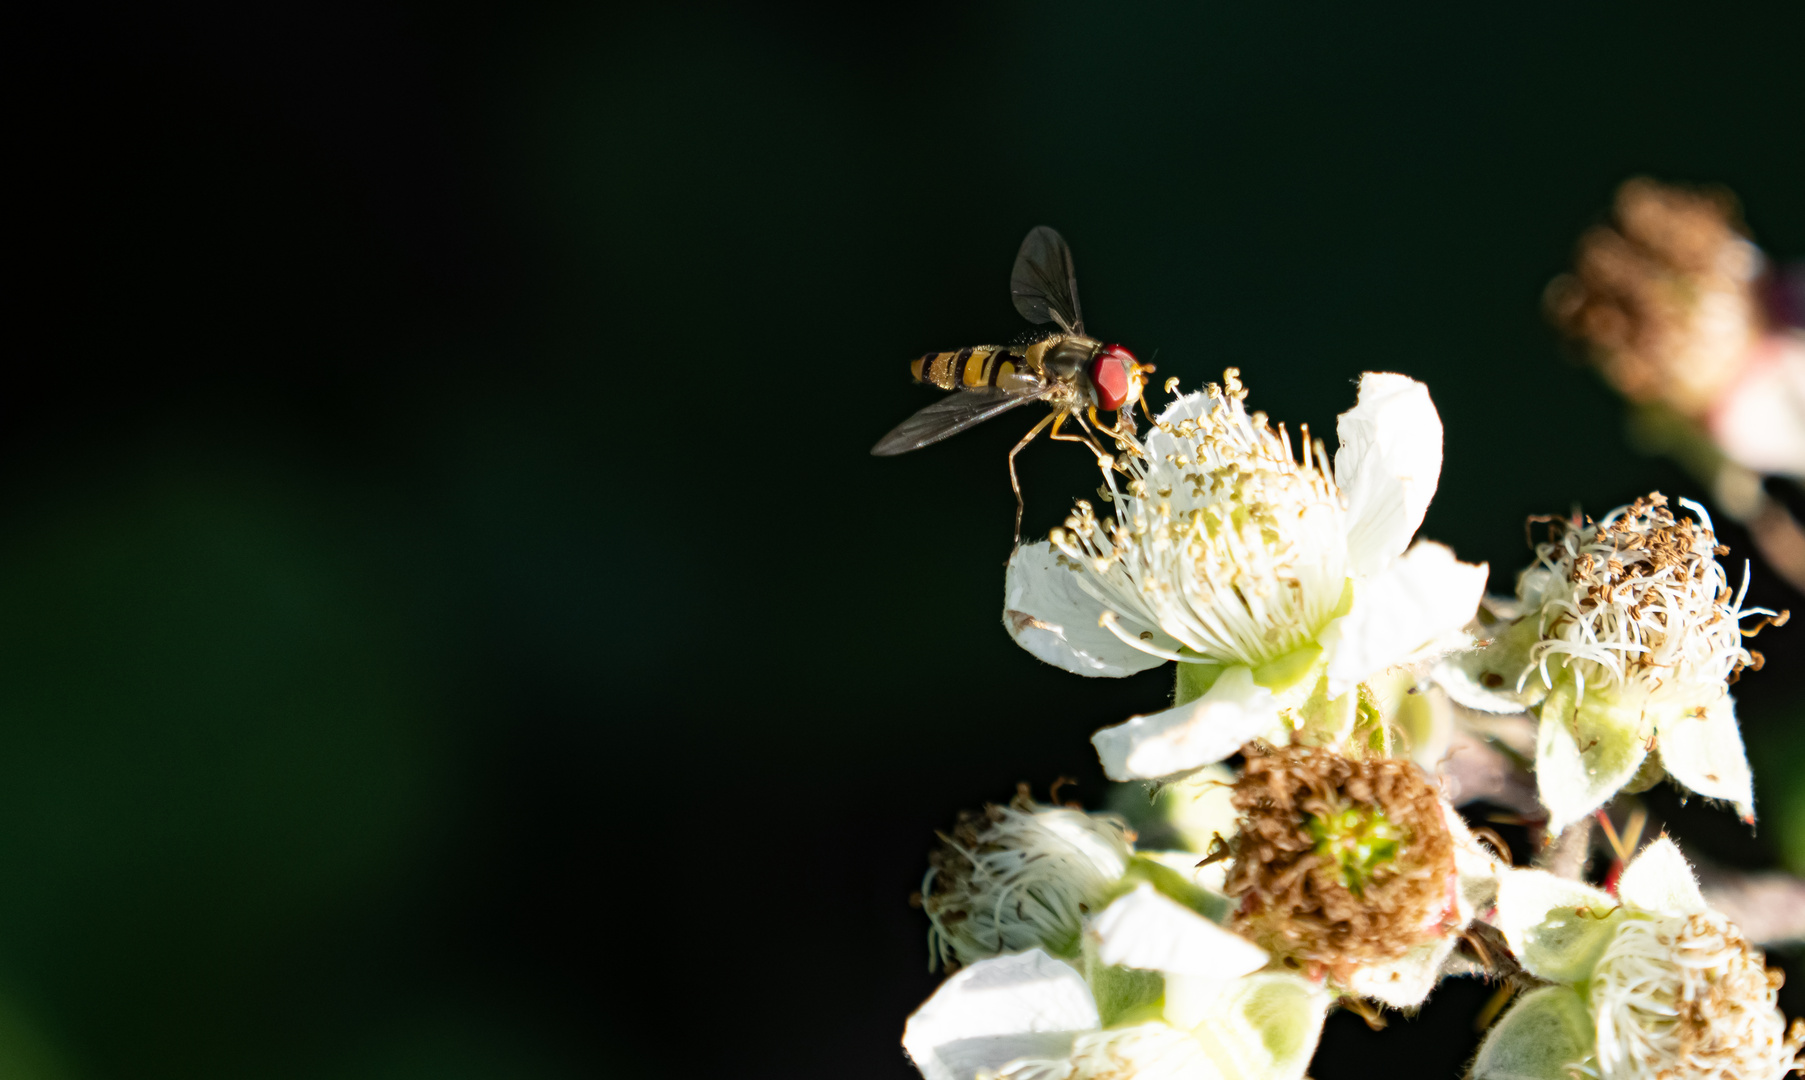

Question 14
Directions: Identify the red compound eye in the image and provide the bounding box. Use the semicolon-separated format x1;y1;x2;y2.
1087;345;1138;411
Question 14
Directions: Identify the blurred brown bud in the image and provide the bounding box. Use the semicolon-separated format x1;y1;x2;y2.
1547;177;1766;418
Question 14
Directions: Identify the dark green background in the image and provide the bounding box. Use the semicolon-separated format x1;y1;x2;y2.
11;3;1805;1076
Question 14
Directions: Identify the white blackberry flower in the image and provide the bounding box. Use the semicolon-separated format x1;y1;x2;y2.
904;888;1324;1080
1475;838;1805;1080
1004;370;1486;781
1438;494;1783;829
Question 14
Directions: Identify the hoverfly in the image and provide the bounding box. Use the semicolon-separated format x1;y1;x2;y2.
871;226;1153;540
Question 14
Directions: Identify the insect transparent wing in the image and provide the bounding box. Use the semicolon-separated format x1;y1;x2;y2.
871;386;1053;456
1010;226;1084;334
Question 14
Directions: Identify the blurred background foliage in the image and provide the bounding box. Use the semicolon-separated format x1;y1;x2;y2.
10;2;1805;1077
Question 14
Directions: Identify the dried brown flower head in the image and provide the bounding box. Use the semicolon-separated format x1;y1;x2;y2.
1547;177;1766;417
1225;744;1456;974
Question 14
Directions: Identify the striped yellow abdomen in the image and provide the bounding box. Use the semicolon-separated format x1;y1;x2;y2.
910;341;1049;390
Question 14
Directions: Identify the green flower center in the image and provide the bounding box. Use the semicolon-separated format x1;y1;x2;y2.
1306;805;1406;897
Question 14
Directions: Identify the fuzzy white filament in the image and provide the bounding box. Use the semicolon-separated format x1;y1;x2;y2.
921;803;1131;970
1048;371;1349;669
1520;495;1776;701
1590;912;1804;1080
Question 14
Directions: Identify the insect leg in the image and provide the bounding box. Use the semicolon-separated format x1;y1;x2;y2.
1086;405;1137;451
1008;410;1060;545
1053;411;1113;469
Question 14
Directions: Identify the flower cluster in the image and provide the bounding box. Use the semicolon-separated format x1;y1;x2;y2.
1476;840;1803;1080
1545;175;1805;593
896;368;1798;1080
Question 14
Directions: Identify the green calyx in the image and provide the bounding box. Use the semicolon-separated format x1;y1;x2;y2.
1305;805;1406;897
1173;643;1326;708
1086;955;1166;1028
1109;854;1233;924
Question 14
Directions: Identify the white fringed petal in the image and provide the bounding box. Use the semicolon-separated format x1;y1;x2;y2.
1090;666;1279;782
1335;373;1444;577
1657;694;1755;822
1322;540;1488;696
902;949;1099;1080
1615;837;1708;918
1003;541;1174;678
1089;884;1268;980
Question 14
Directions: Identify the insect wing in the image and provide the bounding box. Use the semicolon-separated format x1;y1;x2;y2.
1010;226;1084;334
871;385;1053;456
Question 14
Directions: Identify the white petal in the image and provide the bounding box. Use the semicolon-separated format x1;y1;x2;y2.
1534;682;1650;834
1334;373;1444;576
1090;884;1268;980
1193;972;1330;1080
1345;936;1459;1009
1323;541;1488;696
1615;837;1707;918
1091;666;1279;782
1706;332;1805;476
1657;694;1755;821
1433;657;1537;714
902;950;1099;1080
1004;541;1173;678
1157;766;1242;888
1491;868;1620;984
1469;985;1595;1080
1445;801;1502;923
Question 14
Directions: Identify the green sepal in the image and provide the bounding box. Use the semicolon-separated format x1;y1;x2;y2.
1620;746;1665;795
1252;643;1323;696
1492;868;1621;984
1292;672;1355;747
1535;673;1657;831
1174;642;1327;710
1173;653;1224;707
1112;854;1233;924
1481;617;1549;703
1470;985;1595;1080
1080;933;1167;1028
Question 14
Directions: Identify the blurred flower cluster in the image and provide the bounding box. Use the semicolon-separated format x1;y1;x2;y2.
899;361;1803;1079
1549;177;1805;590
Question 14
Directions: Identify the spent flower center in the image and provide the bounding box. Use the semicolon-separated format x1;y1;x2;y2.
1306;805;1406;898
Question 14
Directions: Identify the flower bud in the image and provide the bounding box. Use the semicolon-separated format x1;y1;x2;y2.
1547;177;1765;419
